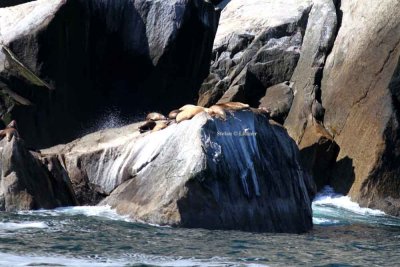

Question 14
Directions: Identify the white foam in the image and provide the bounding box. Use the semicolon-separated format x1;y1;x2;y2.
0;253;267;267
19;206;131;222
313;187;385;216
55;206;131;221
312;218;339;225
0;221;47;230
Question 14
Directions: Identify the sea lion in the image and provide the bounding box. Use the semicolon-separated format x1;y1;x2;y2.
146;112;167;121
178;104;197;112
152;120;169;132
217;102;250;110
176;106;206;123
139;120;156;133
168;109;181;120
311;99;325;123
207;105;227;120
0;120;19;142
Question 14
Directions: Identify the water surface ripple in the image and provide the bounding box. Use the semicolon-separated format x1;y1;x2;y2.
0;187;399;266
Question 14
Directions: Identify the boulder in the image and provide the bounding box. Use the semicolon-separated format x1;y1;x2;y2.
43;110;314;233
197;0;313;108
259;82;294;124
0;137;76;211
0;0;219;148
320;0;400;216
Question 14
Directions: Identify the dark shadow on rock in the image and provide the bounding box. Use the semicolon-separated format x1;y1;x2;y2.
299;140;340;192
329;156;355;195
4;0;218;149
0;0;35;7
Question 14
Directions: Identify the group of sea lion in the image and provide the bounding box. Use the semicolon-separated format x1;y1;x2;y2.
0;120;19;142
139;102;257;133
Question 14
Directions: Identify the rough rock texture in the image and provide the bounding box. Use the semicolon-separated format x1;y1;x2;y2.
0;0;219;149
44;111;314;233
197;0;313;107
284;0;338;143
0;137;76;211
259;82;294;124
41;123;144;205
320;0;400;216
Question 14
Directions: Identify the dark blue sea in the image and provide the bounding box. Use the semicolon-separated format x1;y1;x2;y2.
0;187;399;266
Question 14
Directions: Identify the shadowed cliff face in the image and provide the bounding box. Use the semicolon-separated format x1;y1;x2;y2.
0;0;219;148
42;110;314;233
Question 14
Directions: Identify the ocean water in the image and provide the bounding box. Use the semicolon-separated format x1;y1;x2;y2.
0;187;399;267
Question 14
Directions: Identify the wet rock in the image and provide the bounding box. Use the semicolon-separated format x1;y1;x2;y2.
198;0;312;108
320;0;400;215
259;82;294;124
100;111;313;233
41;123;144;205
43;110;313;233
0;138;76;211
0;0;219;149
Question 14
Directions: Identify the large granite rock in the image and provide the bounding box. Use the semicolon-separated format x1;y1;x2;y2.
43;110;314;233
259;82;294;124
197;0;313;107
0;137;76;211
320;0;400;216
196;0;400;219
0;0;219;148
41;123;144;205
284;0;338;143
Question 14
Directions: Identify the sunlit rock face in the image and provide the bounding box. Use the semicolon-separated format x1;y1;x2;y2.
197;0;313;108
0;138;76;211
44;111;314;233
0;0;219;149
320;0;400;216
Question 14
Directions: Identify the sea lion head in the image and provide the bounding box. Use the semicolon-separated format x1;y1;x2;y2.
146;112;167;121
168;109;181;120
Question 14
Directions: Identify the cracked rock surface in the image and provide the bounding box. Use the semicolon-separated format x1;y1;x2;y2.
43;111;313;233
321;0;400;215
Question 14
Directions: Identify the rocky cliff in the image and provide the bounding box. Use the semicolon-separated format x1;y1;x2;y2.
200;0;400;216
0;0;219;148
198;0;339;193
321;0;400;215
41;110;314;233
